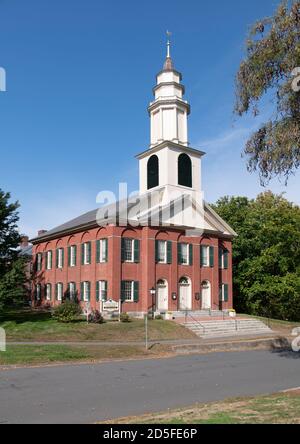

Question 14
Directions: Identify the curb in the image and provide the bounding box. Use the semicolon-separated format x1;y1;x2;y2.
172;336;291;354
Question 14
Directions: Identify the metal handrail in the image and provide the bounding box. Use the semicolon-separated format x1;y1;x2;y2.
184;310;206;335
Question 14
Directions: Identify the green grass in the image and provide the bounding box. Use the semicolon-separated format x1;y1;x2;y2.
103;392;300;424
0;308;195;342
0;343;168;366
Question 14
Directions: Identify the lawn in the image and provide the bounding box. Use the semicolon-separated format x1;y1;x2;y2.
0;343;167;366
0;308;196;342
102;391;300;424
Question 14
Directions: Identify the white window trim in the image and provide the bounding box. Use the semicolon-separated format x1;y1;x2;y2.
36;284;41;300
46;251;52;270
83;243;90;265
124;239;134;263
202;245;210;267
83;281;89;302
70;245;76;267
181;243;189;266
220;284;227;302
57;283;63;301
124;281;134;302
157;240;167;264
69;282;76;299
99;239;107;263
37;253;42;271
57;248;63;269
46;284;51;301
98;280;107;301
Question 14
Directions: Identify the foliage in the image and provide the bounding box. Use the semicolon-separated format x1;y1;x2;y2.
120;312;131;323
0;189;28;310
235;0;300;184
0;258;28;309
87;309;104;324
155;314;163;320
212;191;300;321
51;300;82;323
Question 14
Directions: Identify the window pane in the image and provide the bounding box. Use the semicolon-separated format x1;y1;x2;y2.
181;244;188;264
158;241;166;262
124;281;133;301
124;239;133;262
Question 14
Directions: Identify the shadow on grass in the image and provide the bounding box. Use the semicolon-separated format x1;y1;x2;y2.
0;307;85;325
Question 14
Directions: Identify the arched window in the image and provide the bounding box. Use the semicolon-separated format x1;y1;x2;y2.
147;155;159;190
178;153;192;188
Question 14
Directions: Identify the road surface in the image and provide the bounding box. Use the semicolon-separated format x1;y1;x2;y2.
0;350;299;423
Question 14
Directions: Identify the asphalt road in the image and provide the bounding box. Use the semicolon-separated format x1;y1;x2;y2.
0;350;299;424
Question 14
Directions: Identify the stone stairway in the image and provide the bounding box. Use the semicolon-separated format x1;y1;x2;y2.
181;318;273;338
171;310;229;319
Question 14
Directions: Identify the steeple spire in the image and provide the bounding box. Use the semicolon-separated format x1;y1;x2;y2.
163;30;174;70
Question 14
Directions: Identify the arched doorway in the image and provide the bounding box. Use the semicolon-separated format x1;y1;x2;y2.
156;279;168;311
201;280;211;310
179;277;192;310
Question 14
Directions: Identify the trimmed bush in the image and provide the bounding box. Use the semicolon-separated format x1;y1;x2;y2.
52;301;82;323
120;312;131;323
88;309;104;324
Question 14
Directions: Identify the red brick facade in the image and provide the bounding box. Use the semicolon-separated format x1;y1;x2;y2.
32;225;233;314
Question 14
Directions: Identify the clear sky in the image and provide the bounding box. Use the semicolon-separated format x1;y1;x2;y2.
0;0;299;238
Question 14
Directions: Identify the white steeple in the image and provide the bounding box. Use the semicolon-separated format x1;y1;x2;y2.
148;33;190;148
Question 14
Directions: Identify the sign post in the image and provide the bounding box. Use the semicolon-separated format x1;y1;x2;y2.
145;314;148;350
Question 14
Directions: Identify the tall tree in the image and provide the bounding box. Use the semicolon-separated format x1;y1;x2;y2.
0;189;26;309
235;0;300;184
212;192;300;321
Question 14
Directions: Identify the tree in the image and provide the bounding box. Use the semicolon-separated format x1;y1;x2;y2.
0;189;27;309
235;0;300;184
212;192;300;321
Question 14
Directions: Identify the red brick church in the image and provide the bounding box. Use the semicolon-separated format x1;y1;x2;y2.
31;39;236;317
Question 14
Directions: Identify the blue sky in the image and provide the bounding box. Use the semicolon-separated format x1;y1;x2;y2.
0;0;299;238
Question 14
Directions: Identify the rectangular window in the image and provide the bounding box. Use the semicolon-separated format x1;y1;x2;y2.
82;242;91;265
56;282;63;301
68;282;76;300
121;281;139;302
97;239;108;263
46;283;52;301
36;284;41;301
36;253;42;271
96;280;107;302
219;283;229;302
46;251;52;270
56;248;64;269
157;240;167;263
124;238;134;262
201;245;214;267
219;248;229;269
81;281;90;302
121;238;140;263
178;243;192;265
69;245;77;267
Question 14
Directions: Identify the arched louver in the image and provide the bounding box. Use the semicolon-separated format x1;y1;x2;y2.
178;153;192;188
147;155;159;190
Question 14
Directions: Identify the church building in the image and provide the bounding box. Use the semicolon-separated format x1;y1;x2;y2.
31;39;237;317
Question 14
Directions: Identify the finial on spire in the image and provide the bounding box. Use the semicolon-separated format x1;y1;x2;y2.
166;30;172;58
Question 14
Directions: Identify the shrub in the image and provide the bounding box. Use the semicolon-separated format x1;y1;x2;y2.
88;309;104;324
155;314;163;320
120;312;131;323
52;300;82;323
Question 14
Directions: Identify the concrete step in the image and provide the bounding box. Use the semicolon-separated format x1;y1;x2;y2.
180;318;273;338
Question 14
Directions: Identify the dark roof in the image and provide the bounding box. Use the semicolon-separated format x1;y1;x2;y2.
19;245;33;257
30;199;137;243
